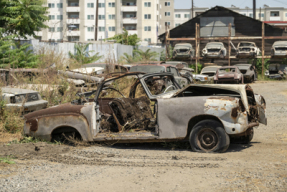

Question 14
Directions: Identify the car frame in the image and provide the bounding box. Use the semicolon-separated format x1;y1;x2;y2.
234;64;257;83
202;42;227;58
271;41;287;58
172;43;195;60
23;72;267;153
236;42;260;58
265;64;287;79
214;66;244;84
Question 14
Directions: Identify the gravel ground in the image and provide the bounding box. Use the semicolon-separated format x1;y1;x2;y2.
1;81;287;192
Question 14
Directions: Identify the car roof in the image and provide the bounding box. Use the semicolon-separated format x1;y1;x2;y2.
1;87;38;94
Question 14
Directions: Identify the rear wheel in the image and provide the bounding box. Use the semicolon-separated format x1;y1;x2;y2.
189;120;230;153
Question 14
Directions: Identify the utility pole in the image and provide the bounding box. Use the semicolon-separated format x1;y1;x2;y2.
191;0;194;19
95;0;99;40
253;0;256;19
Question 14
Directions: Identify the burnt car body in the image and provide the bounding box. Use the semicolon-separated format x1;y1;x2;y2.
234;64;257;83
173;43;195;59
129;64;192;87
214;66;244;84
236;42;260;58
271;41;287;58
265;64;287;79
23;72;267;153
202;42;226;58
161;61;189;68
2;88;48;113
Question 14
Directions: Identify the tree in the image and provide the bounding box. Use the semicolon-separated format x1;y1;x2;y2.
0;36;38;68
106;29;140;46
0;0;48;39
119;53;139;64
133;49;158;61
69;43;102;64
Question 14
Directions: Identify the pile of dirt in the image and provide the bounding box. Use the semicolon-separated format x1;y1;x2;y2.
0;142;71;160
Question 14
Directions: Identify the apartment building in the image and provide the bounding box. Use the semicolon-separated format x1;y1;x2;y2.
38;0;175;44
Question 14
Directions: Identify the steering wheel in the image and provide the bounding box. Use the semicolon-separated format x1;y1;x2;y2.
102;87;126;98
164;85;176;93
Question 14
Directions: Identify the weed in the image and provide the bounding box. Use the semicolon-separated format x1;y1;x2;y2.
0;156;15;164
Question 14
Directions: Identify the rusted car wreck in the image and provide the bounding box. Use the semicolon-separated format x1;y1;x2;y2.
23;72;267;153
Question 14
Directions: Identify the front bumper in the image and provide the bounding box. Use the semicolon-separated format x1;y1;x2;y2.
204;53;221;58
237;52;256;58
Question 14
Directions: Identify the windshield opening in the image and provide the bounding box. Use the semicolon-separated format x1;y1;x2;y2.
130;66;166;73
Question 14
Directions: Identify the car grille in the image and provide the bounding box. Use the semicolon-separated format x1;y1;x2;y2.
207;49;220;53
240;70;247;74
241;48;250;51
178;49;188;53
275;47;287;51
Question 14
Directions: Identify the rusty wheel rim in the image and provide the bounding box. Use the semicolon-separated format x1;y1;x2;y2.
196;128;219;151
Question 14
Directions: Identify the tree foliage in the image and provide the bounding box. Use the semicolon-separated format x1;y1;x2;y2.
0;36;38;68
106;29;140;46
69;43;102;64
133;49;158;61
0;0;48;39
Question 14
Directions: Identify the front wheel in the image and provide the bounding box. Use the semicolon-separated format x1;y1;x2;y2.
189;120;230;153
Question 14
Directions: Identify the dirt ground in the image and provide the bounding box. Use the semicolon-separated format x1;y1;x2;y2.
1;81;287;192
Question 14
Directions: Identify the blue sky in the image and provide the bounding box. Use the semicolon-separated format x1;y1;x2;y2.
174;0;287;9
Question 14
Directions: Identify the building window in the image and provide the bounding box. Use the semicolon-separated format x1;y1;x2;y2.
184;14;190;18
49;15;55;20
144;14;151;19
99;27;105;31
109;27;115;31
87;39;94;41
165;22;171;26
249;13;253;17
270;11;279;16
109;14;116;19
175;14;181;18
108;2;115;7
165;2;170;6
165;12;171;16
57;3;63;8
48;3;55;8
87;3;94;8
87;27;94;32
87;15;94;20
49;27;55;32
98;3;105;7
258;13;264;18
57;15;63;20
175;23;180;27
144;38;151;43
57;27;63;32
144;26;151;31
99;15;105;20
144;2;151;7
285;13;287;17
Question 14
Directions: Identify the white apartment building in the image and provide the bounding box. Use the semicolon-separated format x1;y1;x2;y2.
38;0;175;44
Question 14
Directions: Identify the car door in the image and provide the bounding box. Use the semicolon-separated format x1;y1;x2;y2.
167;67;188;88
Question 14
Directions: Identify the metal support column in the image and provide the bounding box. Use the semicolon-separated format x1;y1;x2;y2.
195;23;198;73
228;23;231;66
262;22;265;77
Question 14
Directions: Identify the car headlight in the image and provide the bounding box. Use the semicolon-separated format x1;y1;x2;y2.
203;49;207;53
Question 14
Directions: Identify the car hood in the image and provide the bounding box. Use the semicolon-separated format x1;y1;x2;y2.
218;73;236;78
171;84;250;113
206;46;221;49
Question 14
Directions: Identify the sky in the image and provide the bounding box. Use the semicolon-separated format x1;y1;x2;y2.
174;0;287;9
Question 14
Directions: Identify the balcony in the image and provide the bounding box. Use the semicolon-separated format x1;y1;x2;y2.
67;18;80;24
270;16;280;21
121;6;137;12
66;6;80;12
67;30;80;36
123;17;137;24
127;30;137;35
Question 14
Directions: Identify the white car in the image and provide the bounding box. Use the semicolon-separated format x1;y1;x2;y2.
236;42;260;58
202;42;227;58
194;66;221;82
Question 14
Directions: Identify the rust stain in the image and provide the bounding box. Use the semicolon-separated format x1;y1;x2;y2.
231;107;239;118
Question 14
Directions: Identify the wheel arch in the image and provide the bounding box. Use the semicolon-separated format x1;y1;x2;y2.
185;115;224;139
51;126;83;141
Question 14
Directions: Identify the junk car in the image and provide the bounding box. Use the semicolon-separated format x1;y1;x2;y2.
271;41;287;58
23;72;267;153
2;88;48;114
130;64;192;87
173;43;195;59
234;64;257;83
236;42;260;58
193;66;220;82
202;42;227;58
265;64;287;79
214;66;244;84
